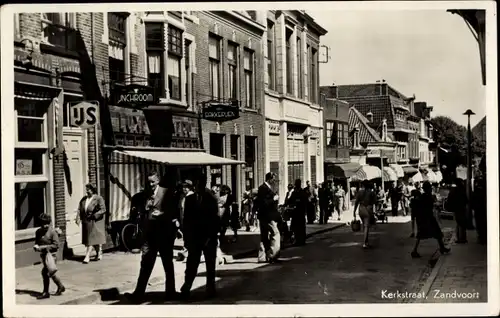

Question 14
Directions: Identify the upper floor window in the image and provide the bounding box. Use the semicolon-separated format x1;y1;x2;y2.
108;13;128;83
309;47;318;104
297;36;303;99
146;23;165;98
267;21;275;91
167;25;183;101
209;35;221;100
326;121;349;147
41;13;77;51
244;49;255;109
185;39;192;107
227;42;238;101
285;28;293;95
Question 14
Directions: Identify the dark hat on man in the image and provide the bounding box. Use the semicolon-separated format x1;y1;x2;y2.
39;213;51;225
182;180;194;189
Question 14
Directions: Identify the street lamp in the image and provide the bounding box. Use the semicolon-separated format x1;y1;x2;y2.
463;109;476;229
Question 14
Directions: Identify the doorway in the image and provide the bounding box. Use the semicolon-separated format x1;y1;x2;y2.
63;129;88;256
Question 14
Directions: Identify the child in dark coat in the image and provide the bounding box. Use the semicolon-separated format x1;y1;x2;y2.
34;213;65;299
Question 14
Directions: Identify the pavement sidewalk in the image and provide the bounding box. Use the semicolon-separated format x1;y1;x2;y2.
417;229;488;303
15;221;344;305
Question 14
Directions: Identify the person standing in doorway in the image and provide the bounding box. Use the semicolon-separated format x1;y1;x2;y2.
75;183;107;264
289;179;308;246
256;172;281;263
126;171;180;303
318;182;333;224
304;181;317;224
180;176;220;301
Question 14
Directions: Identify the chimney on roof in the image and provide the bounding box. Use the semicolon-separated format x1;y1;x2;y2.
378;79;388;96
382;118;388;141
353;124;360;149
367;111;373;123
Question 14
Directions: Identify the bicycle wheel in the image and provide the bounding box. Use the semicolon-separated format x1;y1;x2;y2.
121;223;142;253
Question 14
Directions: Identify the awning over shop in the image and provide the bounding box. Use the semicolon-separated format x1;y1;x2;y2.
434;171;443;183
382;166;398;182
402;165;419;175
389;164;405;178
351;165;382;181
329;162;362;178
113;149;245;166
409;172;424;183
423;170;438;183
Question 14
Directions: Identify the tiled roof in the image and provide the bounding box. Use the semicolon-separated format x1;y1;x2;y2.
349;107;382;144
337;84;380;98
343;95;394;129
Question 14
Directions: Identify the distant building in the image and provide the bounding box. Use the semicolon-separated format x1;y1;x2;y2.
413;101;436;167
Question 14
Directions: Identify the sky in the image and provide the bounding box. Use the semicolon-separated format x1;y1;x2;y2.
309;9;486;127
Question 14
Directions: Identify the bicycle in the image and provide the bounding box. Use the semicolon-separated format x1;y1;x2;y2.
121;210;143;254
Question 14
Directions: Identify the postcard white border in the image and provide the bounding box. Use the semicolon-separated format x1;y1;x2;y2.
2;1;498;317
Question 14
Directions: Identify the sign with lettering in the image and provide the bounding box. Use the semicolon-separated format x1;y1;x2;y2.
16;159;32;175
202;103;240;122
69;101;99;129
111;84;156;107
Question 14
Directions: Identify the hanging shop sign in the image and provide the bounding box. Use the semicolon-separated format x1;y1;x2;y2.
202;102;240;122
69;100;100;129
111;84;156;107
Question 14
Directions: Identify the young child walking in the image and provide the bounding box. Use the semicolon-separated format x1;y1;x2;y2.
34;213;65;299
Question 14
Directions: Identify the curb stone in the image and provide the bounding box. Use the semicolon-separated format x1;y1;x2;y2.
60;223;345;305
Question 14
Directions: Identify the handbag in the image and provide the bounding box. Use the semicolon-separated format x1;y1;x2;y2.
351;218;361;232
44;252;58;276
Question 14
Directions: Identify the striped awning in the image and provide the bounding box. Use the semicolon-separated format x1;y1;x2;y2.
410;171;424;183
382;166;398;182
329;162;362;178
114;150;245;166
351;165;381;181
389;164;404;178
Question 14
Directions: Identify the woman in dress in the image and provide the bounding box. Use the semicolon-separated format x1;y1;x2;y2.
353;180;377;249
75;183;107;263
411;181;451;258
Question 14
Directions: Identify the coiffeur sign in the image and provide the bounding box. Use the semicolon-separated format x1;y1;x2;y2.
111;84;156;107
202;102;240;122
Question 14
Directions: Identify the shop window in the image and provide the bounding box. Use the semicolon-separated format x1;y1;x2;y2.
285;28;293;95
108;12;127;83
270;162;280;193
15;97;50;232
244;49;254;109
288;162;304;185
146;23;165;99
41;13;77;51
15;182;47;231
228;43;238;101
209;35;221;100
168;25;182;101
245;136;256;190
267;21;275;90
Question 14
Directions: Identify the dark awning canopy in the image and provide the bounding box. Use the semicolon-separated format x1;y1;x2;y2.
402;165;419;175
329;162;362;178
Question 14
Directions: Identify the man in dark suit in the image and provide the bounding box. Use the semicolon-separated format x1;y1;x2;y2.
126;171;180;303
180;175;220;301
256;172;281;263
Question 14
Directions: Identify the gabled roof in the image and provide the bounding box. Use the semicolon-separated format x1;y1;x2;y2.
344;95;394;129
349;107;382;144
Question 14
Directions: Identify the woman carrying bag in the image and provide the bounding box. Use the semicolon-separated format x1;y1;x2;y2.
34;213;65;299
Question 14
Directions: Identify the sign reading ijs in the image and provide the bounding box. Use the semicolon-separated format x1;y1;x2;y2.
202;102;240;122
112;84;156;107
69;101;99;129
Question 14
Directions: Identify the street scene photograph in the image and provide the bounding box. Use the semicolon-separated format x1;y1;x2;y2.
1;1;497;317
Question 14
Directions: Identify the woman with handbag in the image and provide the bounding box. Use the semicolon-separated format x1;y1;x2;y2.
75;183;107;264
34;213;65;299
353;180;377;249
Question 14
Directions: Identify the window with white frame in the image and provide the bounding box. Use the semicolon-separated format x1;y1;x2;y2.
297;36;303;99
227;42;238;101
185;39;192;107
41;12;77;51
168;25;183;101
326;121;336;146
146;23;165;99
244;49;255;109
209;35;221;100
15;97;51;231
108;12;128;83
